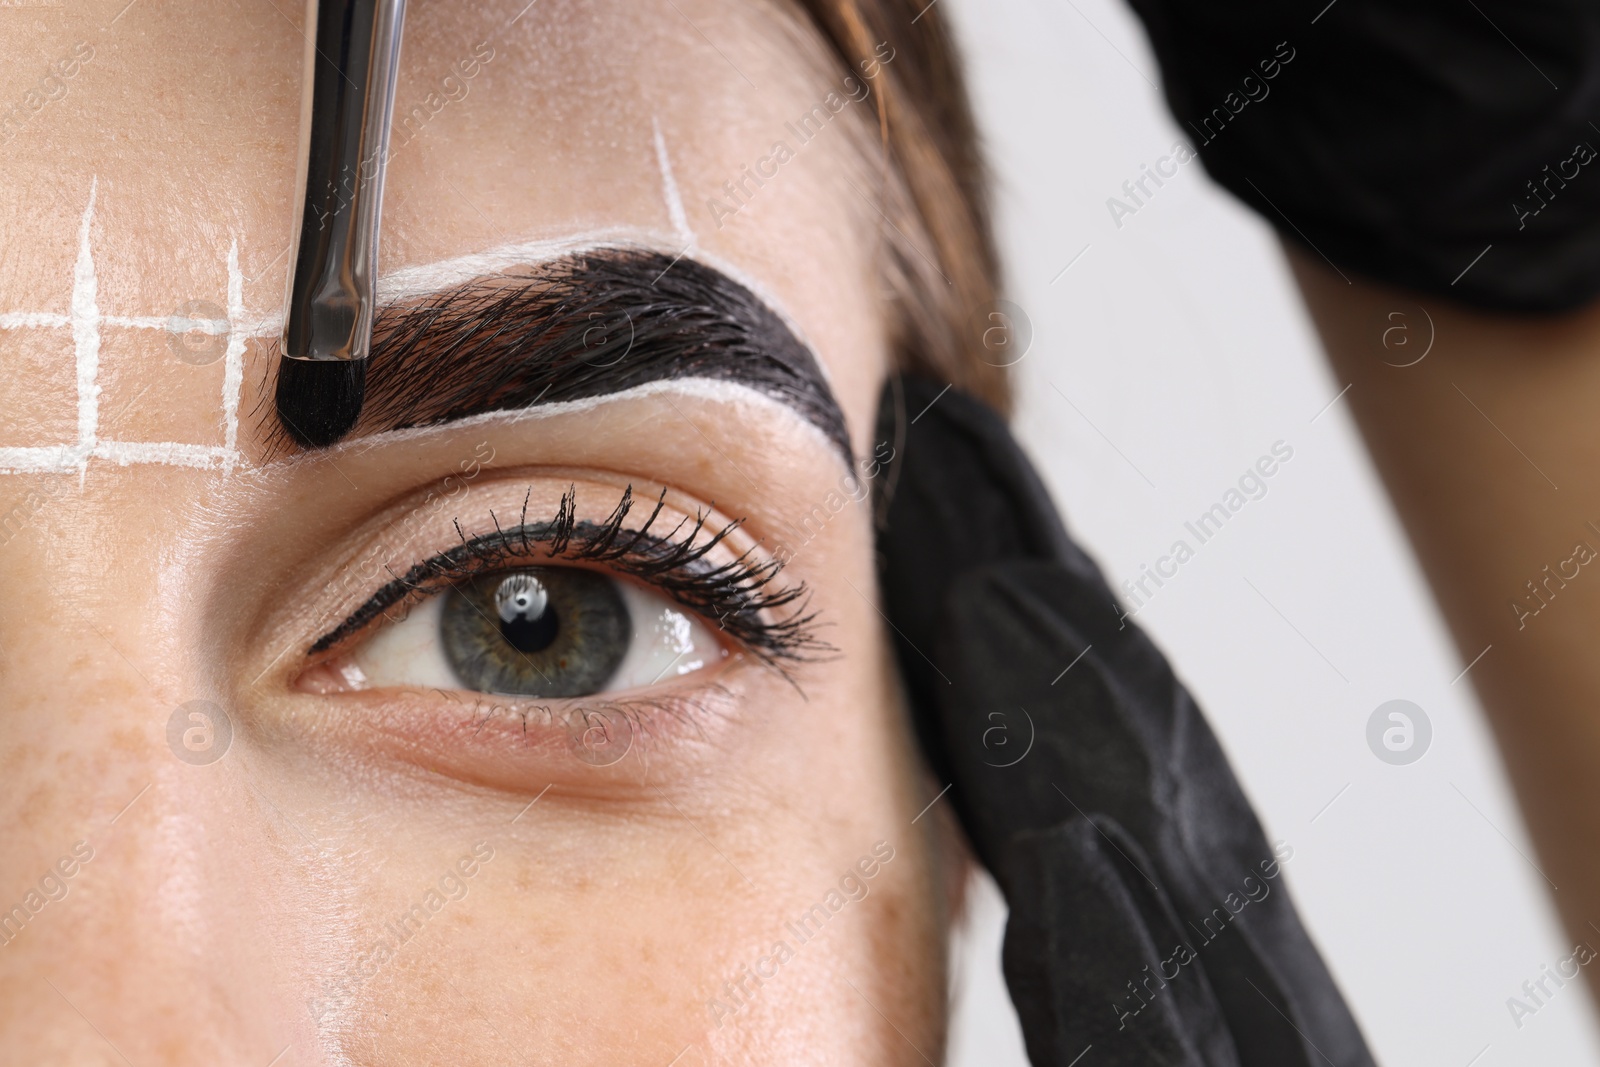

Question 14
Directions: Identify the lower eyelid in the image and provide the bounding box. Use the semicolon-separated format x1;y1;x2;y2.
293;679;747;797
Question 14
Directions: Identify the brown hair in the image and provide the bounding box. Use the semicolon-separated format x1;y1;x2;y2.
791;0;1009;414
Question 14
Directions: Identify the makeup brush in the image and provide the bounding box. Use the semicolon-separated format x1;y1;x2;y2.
275;0;407;448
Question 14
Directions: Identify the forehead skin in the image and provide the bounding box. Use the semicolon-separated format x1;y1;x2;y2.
0;0;883;449
0;2;951;1065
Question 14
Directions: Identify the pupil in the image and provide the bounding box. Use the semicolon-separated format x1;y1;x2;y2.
495;572;559;653
501;608;559;653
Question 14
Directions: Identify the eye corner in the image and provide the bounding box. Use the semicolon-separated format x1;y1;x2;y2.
293;657;368;695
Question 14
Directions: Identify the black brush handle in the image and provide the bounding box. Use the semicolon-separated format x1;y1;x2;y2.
282;0;406;364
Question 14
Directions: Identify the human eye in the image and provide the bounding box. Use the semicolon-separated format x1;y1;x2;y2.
348;566;722;696
300;484;822;706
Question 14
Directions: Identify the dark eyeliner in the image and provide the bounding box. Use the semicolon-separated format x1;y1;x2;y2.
312;485;829;665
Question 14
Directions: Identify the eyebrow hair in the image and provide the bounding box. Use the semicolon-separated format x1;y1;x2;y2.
266;248;852;464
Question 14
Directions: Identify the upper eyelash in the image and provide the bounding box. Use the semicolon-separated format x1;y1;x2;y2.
310;485;831;666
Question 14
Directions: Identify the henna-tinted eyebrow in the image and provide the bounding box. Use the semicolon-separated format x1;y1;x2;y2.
270;247;852;464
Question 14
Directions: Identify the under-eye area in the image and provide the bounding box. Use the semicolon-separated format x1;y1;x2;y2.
300;483;829;705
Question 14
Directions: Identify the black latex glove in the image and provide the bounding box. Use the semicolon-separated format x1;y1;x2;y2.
874;376;1375;1067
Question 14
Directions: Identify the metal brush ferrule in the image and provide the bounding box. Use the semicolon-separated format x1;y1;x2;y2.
282;0;406;362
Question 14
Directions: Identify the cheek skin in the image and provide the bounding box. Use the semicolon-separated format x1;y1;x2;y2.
686;557;952;1065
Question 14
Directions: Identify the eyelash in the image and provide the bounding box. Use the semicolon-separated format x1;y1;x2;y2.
311;485;830;671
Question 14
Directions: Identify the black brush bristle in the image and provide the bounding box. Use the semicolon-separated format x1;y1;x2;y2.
274;357;367;449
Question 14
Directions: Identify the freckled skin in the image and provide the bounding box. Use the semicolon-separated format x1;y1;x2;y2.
0;1;960;1064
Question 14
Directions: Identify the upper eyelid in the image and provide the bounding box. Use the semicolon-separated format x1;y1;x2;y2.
310;485;827;665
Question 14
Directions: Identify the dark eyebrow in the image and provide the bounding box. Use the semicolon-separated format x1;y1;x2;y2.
266;248;852;464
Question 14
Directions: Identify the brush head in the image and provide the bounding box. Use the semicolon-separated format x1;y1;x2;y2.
274;356;367;448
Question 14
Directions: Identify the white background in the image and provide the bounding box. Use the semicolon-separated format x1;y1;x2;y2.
940;0;1600;1063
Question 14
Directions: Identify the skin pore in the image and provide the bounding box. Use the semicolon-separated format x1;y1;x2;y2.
0;1;956;1064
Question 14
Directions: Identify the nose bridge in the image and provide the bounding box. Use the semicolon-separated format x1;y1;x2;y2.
0;551;320;1064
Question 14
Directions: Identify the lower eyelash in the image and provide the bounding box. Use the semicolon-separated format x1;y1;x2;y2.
312;485;832;668
438;684;732;762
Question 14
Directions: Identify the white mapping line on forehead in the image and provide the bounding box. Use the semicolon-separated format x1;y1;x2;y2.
0;178;247;476
653;115;696;248
0;312;232;330
223;238;246;470
362;115;695;304
74;176;101;472
0;441;238;475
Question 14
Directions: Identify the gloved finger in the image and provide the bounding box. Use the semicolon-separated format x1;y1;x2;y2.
941;561;1364;1067
872;373;1097;786
999;816;1242;1067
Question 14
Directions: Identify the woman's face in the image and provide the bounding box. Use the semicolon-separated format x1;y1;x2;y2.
0;2;952;1063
